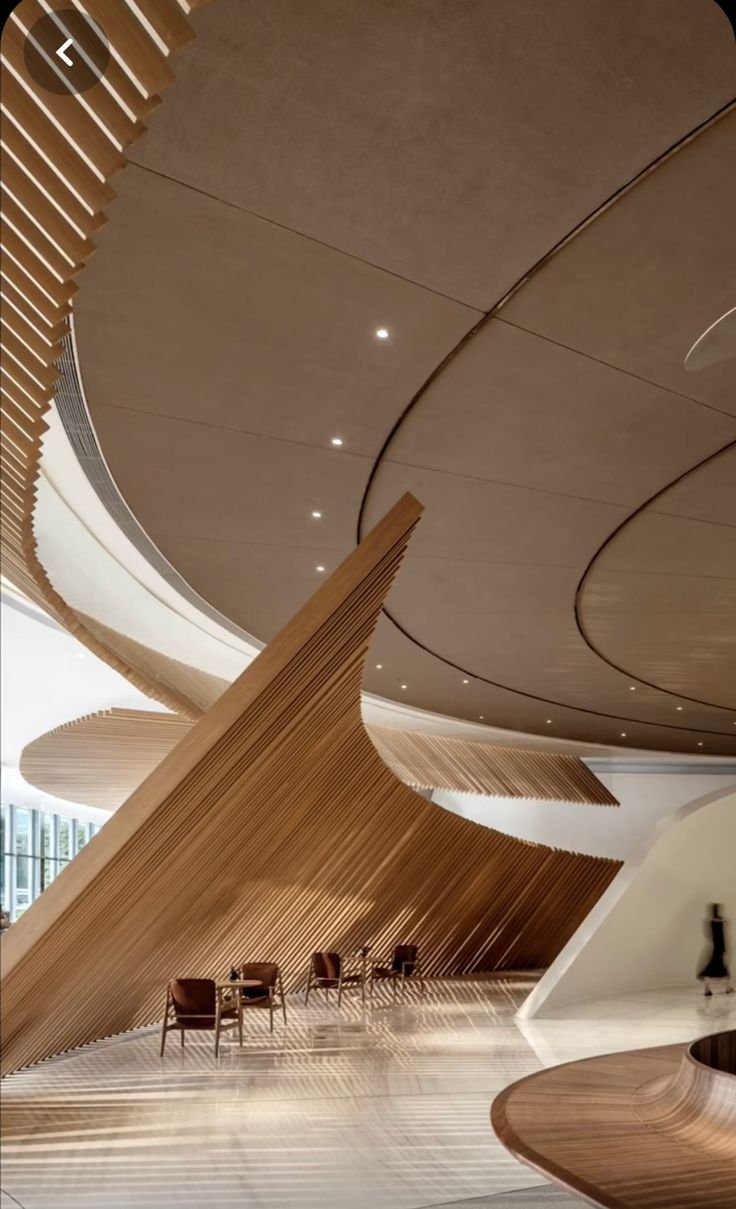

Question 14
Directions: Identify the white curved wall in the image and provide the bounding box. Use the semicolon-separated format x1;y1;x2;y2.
433;769;736;859
520;788;736;1017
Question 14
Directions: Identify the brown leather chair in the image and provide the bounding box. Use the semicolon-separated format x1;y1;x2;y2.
160;978;241;1057
305;951;363;1007
370;944;425;1000
238;962;287;1031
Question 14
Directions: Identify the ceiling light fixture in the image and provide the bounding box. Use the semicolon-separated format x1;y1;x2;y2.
620;732;627;738
400;683;408;689
316;565;325;573
478;715;485;720
697;742;704;747
330;437;343;446
545;719;552;724
375;328;389;339
462;678;469;684
676;706;683;711
629;685;636;691
311;510;322;519
375;664;382;669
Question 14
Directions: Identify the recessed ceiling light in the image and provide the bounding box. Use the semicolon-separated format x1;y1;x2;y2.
376;328;389;339
478;715;485;720
462;678;469;684
676;706;683;711
697;742;704;747
311;510;322;519
629;685;636;691
316;565;325;572
546;719;552;724
620;732;627;738
330;437;343;446
400;683;408;689
375;664;383;669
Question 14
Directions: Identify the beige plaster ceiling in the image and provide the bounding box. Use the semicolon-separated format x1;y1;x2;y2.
71;0;736;753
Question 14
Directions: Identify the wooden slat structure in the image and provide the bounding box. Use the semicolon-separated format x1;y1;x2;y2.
0;0;208;718
491;1029;736;1207
0;495;621;1074
370;725;617;804
20;708;619;810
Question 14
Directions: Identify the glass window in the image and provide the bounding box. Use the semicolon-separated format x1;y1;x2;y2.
58;818;71;864
41;858;58;890
41;814;53;858
76;822;89;853
15;808;30;855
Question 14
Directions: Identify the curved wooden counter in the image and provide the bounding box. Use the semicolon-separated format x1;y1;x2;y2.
491;1030;736;1208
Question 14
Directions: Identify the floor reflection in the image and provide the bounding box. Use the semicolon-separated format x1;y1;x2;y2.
2;978;729;1209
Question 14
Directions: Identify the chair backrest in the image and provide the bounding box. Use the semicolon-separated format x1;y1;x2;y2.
312;951;341;980
239;962;279;996
169;978;216;1021
392;944;418;974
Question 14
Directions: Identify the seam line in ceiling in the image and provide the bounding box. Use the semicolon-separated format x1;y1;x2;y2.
573;440;736;711
494;315;736;424
128;161;487;313
356;99;736;737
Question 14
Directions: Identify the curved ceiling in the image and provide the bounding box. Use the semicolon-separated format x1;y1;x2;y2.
70;0;736;753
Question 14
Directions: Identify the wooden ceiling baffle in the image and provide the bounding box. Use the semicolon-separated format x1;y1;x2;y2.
0;0;210;719
0;494;621;1074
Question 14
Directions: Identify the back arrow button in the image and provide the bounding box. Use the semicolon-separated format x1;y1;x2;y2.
56;37;74;66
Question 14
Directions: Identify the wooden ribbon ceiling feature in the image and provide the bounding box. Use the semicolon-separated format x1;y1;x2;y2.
1;495;621;1074
20;708;619;810
0;0;210;718
369;725;617;804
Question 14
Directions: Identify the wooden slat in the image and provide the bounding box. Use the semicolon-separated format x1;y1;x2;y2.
0;126;103;238
0;496;621;1075
370;726;618;805
129;0;197;52
491;1034;736;1207
79;0;177;94
0;76;117;214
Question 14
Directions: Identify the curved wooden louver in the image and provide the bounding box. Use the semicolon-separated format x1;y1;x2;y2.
370;726;618;804
1;495;621;1074
20;707;618;809
0;0;209;717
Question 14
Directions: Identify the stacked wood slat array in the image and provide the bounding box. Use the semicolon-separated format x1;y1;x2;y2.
1;0;209;717
20;707;620;810
1;495;622;1074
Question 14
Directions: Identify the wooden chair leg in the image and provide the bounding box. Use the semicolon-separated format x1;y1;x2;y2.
337;972;344;1008
160;989;170;1057
392;974;398;1002
214;1001;222;1057
238;1001;243;1046
305;965;312;1004
269;992;274;1033
279;974;288;1025
401;971;406;1000
180;1029;185;1048
418;963;425;994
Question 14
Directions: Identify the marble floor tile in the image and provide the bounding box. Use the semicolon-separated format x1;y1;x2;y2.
2;978;731;1209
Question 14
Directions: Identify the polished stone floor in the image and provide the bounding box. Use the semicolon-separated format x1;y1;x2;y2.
2;977;734;1209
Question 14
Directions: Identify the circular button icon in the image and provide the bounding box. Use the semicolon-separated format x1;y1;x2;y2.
23;10;110;96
